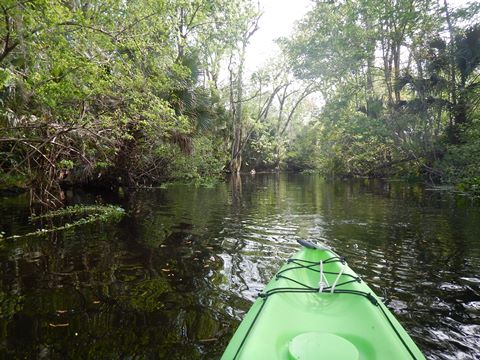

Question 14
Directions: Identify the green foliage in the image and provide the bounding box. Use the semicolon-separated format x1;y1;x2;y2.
30;204;124;220
456;177;480;196
280;0;480;186
57;159;74;170
285;125;319;172
1;0;478;192
154;136;227;184
435;118;480;193
0;290;23;320
455;25;480;83
243;129;278;170
289;1;369;82
0;0;257;194
3;205;125;240
0;172;27;190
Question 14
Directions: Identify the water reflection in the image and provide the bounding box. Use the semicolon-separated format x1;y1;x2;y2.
0;174;479;359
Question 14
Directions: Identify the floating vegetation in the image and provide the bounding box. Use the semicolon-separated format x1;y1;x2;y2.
30;204;125;221
1;205;125;241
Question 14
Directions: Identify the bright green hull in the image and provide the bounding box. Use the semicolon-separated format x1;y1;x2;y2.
221;243;425;360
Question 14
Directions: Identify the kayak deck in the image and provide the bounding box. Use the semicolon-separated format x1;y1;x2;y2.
221;242;425;360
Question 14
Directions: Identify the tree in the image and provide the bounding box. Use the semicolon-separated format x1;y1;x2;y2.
281;0;479;181
0;0;265;203
227;6;260;174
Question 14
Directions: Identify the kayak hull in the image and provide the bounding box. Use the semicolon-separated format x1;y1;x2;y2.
221;244;425;360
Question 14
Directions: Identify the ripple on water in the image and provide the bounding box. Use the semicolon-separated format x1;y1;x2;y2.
463;301;480;319
425;322;480;360
439;283;468;292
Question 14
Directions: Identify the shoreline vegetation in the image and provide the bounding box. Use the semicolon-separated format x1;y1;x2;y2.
1;0;479;205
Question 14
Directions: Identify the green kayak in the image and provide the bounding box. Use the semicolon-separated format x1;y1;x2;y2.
221;240;425;360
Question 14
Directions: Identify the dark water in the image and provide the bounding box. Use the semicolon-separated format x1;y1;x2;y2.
0;174;479;359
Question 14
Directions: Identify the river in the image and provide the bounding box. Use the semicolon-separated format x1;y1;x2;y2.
0;174;479;359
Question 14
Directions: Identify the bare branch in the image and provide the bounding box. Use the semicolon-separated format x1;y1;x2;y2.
280;84;317;136
58;21;115;38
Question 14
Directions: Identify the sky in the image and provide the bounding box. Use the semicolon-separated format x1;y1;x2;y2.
245;0;312;73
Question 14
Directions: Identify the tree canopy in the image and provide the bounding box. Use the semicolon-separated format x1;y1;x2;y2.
1;0;479;203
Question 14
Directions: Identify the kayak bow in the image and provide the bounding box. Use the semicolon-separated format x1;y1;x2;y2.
221;240;425;360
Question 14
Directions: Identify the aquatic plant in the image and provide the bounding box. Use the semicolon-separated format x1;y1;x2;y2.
2;205;125;240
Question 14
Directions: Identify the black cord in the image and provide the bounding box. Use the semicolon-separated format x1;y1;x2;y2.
232;297;267;360
276;274;361;289
377;301;418;360
277;258;359;282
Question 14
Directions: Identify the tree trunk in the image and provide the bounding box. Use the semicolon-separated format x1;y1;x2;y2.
381;37;394;107
393;43;401;104
230;40;246;174
229;16;260;173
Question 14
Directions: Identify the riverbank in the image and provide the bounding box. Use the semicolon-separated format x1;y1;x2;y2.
2;167;480;202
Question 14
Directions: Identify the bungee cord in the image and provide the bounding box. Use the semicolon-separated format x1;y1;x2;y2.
231;252;418;360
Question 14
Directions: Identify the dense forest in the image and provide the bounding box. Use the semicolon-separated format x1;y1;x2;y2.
1;0;479;206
